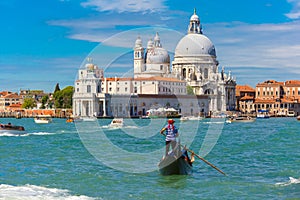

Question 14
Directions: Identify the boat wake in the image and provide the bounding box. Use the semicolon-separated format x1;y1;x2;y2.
0;132;61;137
275;177;300;186
30;132;58;136
101;125;138;129
0;132;29;137
0;184;95;200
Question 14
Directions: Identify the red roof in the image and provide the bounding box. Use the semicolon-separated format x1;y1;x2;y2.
240;95;254;100
236;85;255;96
254;98;276;103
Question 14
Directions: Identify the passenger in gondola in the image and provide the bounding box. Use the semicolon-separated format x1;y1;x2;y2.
160;119;179;157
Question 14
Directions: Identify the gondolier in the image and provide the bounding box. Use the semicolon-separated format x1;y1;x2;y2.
160;119;179;156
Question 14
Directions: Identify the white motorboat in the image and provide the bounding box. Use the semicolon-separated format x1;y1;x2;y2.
228;116;256;123
257;110;270;118
80;116;97;121
34;115;52;124
108;118;124;128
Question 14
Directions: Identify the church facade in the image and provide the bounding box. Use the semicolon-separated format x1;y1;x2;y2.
72;10;236;118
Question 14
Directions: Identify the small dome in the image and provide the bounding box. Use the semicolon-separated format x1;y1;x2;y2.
146;47;170;64
147;39;154;48
175;34;216;57
190;13;199;21
135;36;142;47
190;8;200;22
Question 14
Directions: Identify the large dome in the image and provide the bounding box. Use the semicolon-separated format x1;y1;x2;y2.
175;34;216;57
146;47;170;64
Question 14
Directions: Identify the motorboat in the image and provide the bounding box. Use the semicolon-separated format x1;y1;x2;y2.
80;116;97;122
158;143;193;175
108;118;124;128
34;115;52;124
257;110;270;118
66;116;83;123
0;123;26;135
228;116;256;123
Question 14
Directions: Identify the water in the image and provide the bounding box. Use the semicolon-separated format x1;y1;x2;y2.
0;117;299;199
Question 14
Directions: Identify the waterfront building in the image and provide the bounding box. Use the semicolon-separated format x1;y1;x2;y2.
235;85;255;114
72;9;236;118
255;80;300;116
0;92;23;112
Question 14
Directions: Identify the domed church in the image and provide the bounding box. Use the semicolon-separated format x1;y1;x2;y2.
134;32;171;78
172;9;236;112
73;9;236;118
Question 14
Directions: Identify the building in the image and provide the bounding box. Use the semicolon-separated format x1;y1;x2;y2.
171;9;236;114
235;85;256;114
0;91;23;111
73;9;236;118
255;80;300;116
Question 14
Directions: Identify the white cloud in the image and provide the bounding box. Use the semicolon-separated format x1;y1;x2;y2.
80;0;167;13
47;6;300;85
285;0;300;19
204;20;300;83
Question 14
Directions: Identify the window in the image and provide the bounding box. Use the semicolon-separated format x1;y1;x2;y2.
87;85;91;93
125;87;127;92
204;68;208;79
77;88;79;92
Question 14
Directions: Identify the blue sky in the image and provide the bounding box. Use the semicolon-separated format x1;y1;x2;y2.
1;0;300;92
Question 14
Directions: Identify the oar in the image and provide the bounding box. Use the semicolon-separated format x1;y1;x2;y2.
160;132;226;176
179;144;226;176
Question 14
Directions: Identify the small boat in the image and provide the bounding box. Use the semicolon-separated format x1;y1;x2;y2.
229;116;256;123
158;143;193;175
34;115;52;124
140;115;150;119
180;116;203;121
66;116;83;123
257;110;270;118
297;116;300;121
0;123;26;135
80;116;97;121
108;118;124;128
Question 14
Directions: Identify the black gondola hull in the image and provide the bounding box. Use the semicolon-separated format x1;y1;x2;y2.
158;155;192;175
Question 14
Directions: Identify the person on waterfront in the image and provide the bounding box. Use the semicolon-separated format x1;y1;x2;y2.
160;119;179;157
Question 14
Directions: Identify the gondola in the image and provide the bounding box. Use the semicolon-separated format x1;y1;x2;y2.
158;143;193;175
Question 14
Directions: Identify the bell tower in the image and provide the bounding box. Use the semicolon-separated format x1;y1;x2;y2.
134;36;144;77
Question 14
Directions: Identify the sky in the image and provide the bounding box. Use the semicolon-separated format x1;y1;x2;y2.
1;0;300;92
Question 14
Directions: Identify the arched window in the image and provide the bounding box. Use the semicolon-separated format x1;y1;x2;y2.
183;68;187;79
204;68;208;79
87;85;91;93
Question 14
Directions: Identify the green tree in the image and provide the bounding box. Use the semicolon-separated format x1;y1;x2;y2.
187;85;194;95
40;95;49;109
22;98;36;109
53;86;74;108
54;83;60;93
